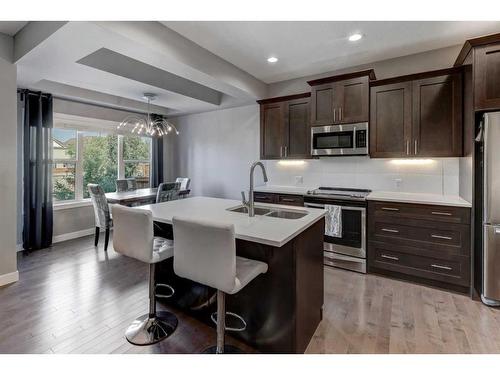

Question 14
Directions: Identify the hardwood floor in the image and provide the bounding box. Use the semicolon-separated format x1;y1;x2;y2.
306;267;500;354
1;235;500;354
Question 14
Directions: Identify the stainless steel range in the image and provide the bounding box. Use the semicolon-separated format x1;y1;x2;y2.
304;187;371;273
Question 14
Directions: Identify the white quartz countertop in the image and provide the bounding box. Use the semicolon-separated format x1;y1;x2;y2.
366;191;472;207
254;185;312;195
135;196;326;247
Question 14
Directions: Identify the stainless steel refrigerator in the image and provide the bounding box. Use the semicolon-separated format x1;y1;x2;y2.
480;111;500;306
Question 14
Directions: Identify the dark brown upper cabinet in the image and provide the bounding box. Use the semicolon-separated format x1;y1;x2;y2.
412;73;463;157
258;93;311;160
370;67;463;158
455;33;500;111
370;82;412;158
308;70;376;126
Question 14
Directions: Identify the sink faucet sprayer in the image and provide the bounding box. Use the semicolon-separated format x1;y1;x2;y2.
241;161;268;217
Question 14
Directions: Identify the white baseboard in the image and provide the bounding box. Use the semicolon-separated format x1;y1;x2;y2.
53;228;95;244
16;244;23;252
0;271;19;286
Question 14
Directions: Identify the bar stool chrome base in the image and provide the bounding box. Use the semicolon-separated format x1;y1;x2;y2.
202;345;243;354
125;311;178;346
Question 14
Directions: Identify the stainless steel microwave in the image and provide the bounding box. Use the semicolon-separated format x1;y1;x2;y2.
311;122;368;156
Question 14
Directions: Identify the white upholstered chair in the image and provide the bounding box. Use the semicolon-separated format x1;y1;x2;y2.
172;216;268;353
112;204;178;345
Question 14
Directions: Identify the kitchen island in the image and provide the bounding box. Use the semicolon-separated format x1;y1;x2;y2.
136;196;326;353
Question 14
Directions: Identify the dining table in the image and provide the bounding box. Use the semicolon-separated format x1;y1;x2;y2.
105;187;190;206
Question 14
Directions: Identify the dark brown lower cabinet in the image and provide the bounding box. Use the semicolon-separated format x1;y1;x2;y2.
367;201;471;293
254;192;304;207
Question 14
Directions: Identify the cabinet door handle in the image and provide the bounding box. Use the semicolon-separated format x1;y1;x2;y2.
284;146;288;158
406;140;410;155
431;211;452;216
339;107;342;121
381;207;399;211
381;254;399;261
333;108;337;122
382;228;399;233
280;146;283;158
431;234;452;240
414;140;418;155
431;264;452;271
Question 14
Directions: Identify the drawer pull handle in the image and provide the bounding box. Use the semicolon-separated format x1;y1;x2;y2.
381;254;399;261
381;207;399;211
431;211;452;216
381;228;399;233
281;198;295;202
431;264;452;271
431;234;453;240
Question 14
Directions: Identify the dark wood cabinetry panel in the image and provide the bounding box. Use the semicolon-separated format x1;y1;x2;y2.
309;70;374;127
254;192;304;207
285;97;311;158
254;192;277;204
310;84;334;126
277;194;304;207
412;73;463;157
474;43;500;110
335;76;370;124
369;82;412;158
260;102;284;159
370;68;463;158
367;201;471;292
258;93;311;160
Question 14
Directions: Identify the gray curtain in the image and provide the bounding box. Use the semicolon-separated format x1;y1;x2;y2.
151;136;164;188
20;90;54;250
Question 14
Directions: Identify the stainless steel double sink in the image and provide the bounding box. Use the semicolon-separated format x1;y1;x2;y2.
227;205;308;219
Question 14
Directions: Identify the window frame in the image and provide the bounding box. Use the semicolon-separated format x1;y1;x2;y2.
52;128;152;206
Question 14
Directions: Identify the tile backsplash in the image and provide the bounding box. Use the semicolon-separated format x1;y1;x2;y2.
263;157;459;195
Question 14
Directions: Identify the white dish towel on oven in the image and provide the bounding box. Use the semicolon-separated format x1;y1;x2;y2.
324;205;342;238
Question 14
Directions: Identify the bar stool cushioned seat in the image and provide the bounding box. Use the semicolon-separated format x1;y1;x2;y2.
172;216;268;353
112;204;178;345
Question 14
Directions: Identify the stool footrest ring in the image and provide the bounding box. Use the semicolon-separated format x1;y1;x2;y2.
211;311;247;332
155;283;175;299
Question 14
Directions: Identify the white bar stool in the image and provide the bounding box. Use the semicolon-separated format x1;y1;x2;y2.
172;216;268;354
112;204;178;345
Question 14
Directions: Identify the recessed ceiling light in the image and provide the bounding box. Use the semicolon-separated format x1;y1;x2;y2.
267;56;278;63
348;33;363;42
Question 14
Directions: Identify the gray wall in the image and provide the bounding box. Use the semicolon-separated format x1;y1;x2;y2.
53;206;95;238
0;35;18;277
268;45;462;97
170;104;262;200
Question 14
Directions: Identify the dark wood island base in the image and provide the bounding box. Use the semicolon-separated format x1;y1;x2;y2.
154;217;325;353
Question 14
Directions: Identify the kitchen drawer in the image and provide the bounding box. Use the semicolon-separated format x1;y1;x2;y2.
370;219;470;257
368;241;470;287
254;192;277;204
277;194;304;207
370;201;470;224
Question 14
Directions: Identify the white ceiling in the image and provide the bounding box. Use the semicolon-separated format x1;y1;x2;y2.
164;21;500;83
0;21;27;36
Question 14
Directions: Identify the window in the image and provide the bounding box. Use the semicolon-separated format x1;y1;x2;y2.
52;127;152;203
82;132;118;198
123;136;152;189
52;129;77;202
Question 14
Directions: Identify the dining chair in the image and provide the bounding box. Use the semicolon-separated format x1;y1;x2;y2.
175;177;191;191
116;178;137;192
88;184;113;251
156;182;181;203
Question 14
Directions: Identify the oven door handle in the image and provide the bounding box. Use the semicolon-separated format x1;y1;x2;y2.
304;202;325;209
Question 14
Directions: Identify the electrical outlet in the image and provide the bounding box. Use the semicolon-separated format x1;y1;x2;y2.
394;178;402;190
295;176;303;185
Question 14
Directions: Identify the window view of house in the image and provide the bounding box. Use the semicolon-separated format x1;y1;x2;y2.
52;128;151;202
